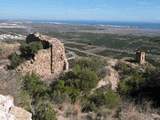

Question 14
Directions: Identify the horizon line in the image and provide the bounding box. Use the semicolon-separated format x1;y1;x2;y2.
0;18;160;24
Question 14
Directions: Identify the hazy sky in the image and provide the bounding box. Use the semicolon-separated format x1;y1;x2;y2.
0;0;160;22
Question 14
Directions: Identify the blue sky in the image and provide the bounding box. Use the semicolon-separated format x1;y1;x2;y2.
0;0;160;22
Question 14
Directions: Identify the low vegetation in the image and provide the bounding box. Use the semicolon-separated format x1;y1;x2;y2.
7;35;160;119
34;101;57;120
51;58;105;104
17;58;123;119
13;54;160;120
82;89;120;112
0;48;2;55
8;52;24;69
19;73;56;120
8;41;43;69
20;41;43;59
116;62;160;108
2;24;160;119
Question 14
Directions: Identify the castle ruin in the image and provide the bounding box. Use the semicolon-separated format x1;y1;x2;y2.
17;33;69;80
136;50;146;65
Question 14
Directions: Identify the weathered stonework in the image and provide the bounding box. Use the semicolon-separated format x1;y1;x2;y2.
136;50;146;64
0;94;32;120
17;33;69;80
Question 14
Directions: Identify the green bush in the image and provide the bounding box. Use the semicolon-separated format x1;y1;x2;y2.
34;101;57;120
75;58;105;73
61;68;99;92
8;41;43;69
20;41;43;59
134;69;160;107
8;53;24;69
0;48;2;55
78;69;99;91
115;63;133;76
82;90;120;112
51;80;80;103
104;90;120;109
81;101;97;112
17;90;32;111
51;66;99;104
50;58;101;104
21;73;49;98
118;72;145;95
91;90;120;109
20;73;57;119
51;90;71;104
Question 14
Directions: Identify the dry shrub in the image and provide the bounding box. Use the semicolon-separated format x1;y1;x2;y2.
0;42;20;59
117;102;158;120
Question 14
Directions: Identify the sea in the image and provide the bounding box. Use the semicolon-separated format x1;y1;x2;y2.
31;20;160;30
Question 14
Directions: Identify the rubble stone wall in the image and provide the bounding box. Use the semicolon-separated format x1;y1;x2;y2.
17;33;69;80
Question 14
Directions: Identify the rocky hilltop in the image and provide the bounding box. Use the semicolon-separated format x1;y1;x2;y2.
17;33;69;80
0;94;32;120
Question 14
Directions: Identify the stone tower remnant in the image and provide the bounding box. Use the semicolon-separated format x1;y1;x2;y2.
136;50;146;64
17;33;69;80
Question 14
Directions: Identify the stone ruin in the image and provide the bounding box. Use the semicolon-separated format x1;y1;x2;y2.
0;94;32;120
17;33;69;80
136;50;146;65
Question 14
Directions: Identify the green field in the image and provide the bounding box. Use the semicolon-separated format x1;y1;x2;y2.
51;32;160;55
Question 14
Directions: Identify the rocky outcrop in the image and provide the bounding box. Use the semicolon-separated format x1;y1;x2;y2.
17;33;69;80
0;94;32;120
97;66;119;90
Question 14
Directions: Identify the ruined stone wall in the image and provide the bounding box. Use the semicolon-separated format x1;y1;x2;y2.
17;33;69;80
136;51;146;64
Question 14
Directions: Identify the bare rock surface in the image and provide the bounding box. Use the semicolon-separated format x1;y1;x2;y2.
97;66;119;90
0;59;19;100
0;94;32;120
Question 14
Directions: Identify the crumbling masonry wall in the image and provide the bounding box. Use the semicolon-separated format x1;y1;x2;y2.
136;51;146;65
17;33;69;80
